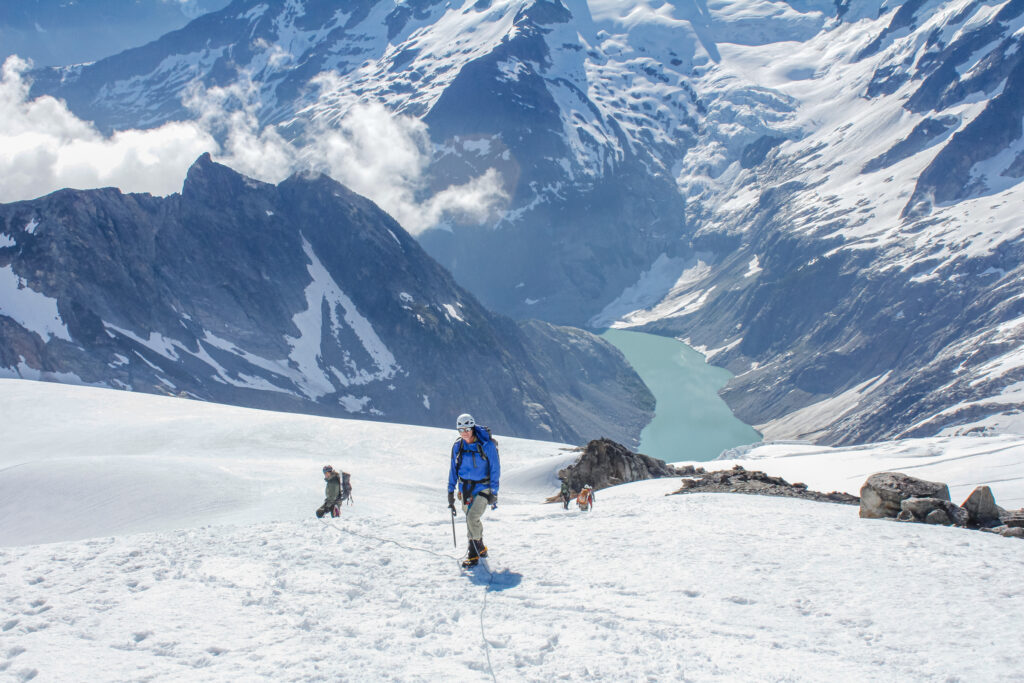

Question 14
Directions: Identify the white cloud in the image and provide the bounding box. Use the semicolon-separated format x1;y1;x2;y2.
0;56;216;201
0;56;507;235
300;100;507;232
181;79;296;183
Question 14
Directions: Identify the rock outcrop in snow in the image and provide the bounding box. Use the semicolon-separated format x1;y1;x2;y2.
556;438;679;493
672;464;859;505
860;472;1024;539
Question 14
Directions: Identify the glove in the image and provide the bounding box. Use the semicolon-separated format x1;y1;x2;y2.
447;490;456;511
489;493;498;510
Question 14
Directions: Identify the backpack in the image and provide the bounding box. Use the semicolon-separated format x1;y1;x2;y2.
340;471;352;503
577;489;590;506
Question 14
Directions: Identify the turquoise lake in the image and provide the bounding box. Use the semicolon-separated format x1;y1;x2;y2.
601;328;761;463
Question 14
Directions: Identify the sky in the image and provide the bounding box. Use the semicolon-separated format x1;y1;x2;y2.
2;379;1022;681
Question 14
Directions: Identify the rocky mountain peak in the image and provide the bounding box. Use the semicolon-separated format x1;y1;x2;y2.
0;155;652;444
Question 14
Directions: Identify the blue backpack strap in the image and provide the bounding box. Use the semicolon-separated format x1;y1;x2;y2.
455;434;491;500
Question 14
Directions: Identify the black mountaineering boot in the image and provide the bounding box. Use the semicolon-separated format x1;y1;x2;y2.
462;540;480;568
477;538;488;558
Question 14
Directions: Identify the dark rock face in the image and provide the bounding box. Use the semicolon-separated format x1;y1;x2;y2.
557;438;678;493
0;155;652;443
671;465;859;505
515;321;654;447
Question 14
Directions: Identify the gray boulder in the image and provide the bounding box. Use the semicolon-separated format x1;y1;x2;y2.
859;472;951;519
961;486;1004;526
1001;510;1024;528
925;509;952;525
899;497;968;526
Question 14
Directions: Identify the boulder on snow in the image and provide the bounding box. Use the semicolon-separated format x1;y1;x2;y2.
859;472;950;519
925;508;952;525
556;438;680;494
961;486;1004;527
860;474;1022;540
1001;509;1024;528
898;497;968;526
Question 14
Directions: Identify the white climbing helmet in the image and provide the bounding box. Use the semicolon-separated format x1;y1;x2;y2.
456;413;476;431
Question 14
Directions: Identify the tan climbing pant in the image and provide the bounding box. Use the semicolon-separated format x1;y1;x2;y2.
461;489;491;541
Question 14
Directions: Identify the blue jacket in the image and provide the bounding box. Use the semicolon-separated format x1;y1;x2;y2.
447;426;500;498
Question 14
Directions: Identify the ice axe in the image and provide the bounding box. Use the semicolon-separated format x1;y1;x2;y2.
450;506;457;547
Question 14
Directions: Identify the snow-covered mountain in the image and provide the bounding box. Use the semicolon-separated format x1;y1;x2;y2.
27;0;696;323
0;0;231;67
0;155;652;444
18;0;1024;445
609;0;1024;445
2;379;1022;680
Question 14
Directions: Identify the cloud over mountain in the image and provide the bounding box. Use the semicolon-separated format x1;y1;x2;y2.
0;56;506;234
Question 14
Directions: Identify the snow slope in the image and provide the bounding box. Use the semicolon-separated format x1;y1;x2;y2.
2;379;1023;680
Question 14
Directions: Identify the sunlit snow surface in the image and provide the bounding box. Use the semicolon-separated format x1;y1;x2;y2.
1;379;1022;680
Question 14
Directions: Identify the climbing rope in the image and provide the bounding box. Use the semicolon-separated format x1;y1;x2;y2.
318;517;500;683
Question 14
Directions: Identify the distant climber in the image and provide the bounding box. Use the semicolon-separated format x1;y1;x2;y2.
316;465;344;518
447;413;501;568
560;479;571;510
577;484;595;512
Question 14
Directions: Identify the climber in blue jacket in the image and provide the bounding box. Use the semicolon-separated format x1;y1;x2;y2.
447;413;500;568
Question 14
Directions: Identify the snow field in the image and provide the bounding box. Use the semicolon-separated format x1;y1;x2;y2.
1;379;1023;681
4;487;1023;681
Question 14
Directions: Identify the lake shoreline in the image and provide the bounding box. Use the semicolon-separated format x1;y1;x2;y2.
601;328;761;462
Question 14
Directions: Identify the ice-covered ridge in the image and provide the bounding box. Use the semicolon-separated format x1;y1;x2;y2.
297;0;519;125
